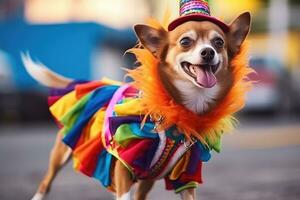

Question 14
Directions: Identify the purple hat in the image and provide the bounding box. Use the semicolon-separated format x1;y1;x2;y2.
168;0;229;32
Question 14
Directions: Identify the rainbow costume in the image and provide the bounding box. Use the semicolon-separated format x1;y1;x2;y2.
49;80;208;193
48;44;251;193
48;0;252;194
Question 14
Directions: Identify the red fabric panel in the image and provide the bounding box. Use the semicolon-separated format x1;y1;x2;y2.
75;81;106;98
180;161;203;183
73;137;104;177
48;96;62;106
118;139;153;167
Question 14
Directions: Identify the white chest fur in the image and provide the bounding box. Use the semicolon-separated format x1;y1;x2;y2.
173;80;220;114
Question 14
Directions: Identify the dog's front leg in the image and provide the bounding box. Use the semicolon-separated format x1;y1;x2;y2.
134;179;155;200
180;188;196;200
114;160;134;200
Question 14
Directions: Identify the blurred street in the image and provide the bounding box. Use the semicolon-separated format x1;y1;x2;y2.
0;117;300;200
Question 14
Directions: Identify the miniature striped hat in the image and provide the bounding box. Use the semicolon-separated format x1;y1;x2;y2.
168;0;229;32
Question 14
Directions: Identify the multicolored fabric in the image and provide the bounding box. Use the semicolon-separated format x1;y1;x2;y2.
168;0;229;32
180;0;210;16
49;79;215;193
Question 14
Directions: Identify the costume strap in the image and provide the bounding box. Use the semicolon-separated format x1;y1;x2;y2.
103;84;136;147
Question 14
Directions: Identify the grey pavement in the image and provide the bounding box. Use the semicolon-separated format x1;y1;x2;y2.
0;119;300;200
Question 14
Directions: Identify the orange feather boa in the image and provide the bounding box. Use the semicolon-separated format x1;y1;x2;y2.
127;20;253;145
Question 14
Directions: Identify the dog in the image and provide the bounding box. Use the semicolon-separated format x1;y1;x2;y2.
23;3;251;200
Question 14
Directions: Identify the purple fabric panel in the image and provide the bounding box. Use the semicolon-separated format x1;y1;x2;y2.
133;137;159;172
186;144;200;174
49;80;88;97
108;115;151;136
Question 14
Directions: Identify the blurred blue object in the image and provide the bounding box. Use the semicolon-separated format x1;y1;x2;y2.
0;50;14;89
0;18;136;90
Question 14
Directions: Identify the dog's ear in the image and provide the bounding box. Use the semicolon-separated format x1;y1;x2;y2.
227;12;251;55
134;24;168;57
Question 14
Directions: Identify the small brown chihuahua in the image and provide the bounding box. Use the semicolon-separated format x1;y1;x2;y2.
23;2;251;200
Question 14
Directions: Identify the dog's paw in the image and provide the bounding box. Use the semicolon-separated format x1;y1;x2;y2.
31;192;45;200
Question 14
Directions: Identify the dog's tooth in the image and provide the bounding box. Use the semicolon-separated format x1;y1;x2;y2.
182;62;189;68
189;65;196;74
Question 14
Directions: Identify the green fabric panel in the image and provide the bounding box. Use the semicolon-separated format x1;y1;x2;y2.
60;93;92;136
206;132;222;153
212;134;222;153
174;181;198;193
113;124;141;147
120;98;131;103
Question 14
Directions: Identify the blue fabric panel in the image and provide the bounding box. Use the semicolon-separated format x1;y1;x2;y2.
63;85;119;148
129;123;158;139
196;141;211;162
93;150;113;187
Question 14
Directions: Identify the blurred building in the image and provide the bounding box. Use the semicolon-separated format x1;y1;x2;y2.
0;0;151;89
0;0;150;122
150;0;300;113
0;0;300;123
25;0;150;28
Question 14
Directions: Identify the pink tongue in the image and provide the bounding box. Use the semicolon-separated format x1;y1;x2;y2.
193;66;217;88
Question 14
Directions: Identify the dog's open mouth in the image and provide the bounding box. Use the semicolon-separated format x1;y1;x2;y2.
181;61;219;88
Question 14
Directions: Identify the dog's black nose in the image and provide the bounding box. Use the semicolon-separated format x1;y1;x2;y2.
200;47;215;62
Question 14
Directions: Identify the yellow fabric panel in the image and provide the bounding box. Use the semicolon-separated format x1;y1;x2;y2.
49;91;78;120
87;108;106;139
169;150;191;180
114;98;145;116
75;108;105;145
73;157;80;170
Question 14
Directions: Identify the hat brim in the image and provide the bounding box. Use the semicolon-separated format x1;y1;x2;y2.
168;14;229;32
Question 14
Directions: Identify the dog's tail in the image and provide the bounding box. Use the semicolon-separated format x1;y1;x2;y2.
21;53;73;89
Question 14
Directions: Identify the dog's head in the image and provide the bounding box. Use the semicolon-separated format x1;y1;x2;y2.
134;12;251;114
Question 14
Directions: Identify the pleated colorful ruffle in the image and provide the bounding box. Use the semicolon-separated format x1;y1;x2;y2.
49;79;213;192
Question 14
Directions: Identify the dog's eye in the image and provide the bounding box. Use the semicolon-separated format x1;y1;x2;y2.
213;38;224;48
180;37;193;48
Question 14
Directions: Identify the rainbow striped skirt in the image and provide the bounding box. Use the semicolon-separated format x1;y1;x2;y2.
48;79;215;193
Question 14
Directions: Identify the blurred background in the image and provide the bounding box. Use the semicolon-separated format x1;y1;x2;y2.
0;0;299;200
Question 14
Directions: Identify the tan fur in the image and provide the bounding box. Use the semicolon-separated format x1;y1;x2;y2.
114;160;134;198
135;180;155;200
32;133;71;199
22;53;73;88
158;21;233;113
